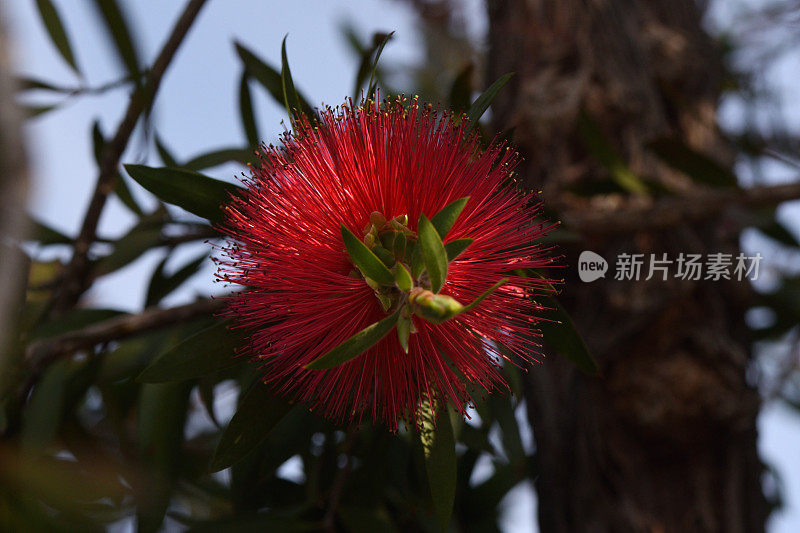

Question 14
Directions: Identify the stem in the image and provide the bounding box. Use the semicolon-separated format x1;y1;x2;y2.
559;181;800;234
26;297;225;368
50;0;210;314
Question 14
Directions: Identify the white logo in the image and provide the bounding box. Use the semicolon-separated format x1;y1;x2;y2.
578;251;608;282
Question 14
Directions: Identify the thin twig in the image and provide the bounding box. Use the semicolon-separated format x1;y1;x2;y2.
559;181;800;234
50;0;210;314
26;297;225;368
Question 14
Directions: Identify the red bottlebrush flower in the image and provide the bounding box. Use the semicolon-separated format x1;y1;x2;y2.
218;97;558;429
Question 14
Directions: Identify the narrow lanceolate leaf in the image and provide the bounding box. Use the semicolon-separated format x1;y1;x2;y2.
90;0;141;83
430;197;469;239
138;321;242;382
419;396;456;532
460;278;508;314
28;216;71;245
397;313;411;353
238;72;259;147
393;262;413;292
154;134;179;167
465;72;513;131
184;148;254;171
352;31;388;100
418;215;448;293
281;36;313;122
92;121;144;215
137;382;191;532
35;0;80;74
209;382;293;472
305;310;401;370
125;164;243;223
366;31;394;100
145;251;207;307
445;238;473;261
538;296;599;376
449;63;474;114
93;215;166;277
235;41;314;121
341;225;395;286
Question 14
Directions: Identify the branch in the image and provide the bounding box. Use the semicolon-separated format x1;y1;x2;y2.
560;181;800;234
50;0;209;314
26;297;225;369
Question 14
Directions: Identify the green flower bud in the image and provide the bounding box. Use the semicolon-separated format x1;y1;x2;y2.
371;245;396;267
409;288;463;323
370;211;387;227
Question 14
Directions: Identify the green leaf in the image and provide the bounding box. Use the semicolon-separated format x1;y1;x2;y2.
137;321;242;382
209;382;293;472
305;310;400;370
238;73;259;147
90;0;141;83
281;36;314;122
418;215;448;293
647;137;737;188
114;173;145;216
410;243;424;279
539;296;599;375
445;238;473;261
235;41;313;120
397;313;411;353
27;216;71;245
393;263;413;292
125;164;242;223
449;63;474;114
154;134;179;167
419;397;456;532
145;251;207;307
578;110;648;194
393;231;407;260
465;72;513;131
366;31;394;100
15;76;70;93
137;382;191;533
341;225;395;286
31;308;122;339
34;0;80;74
21;359;79;451
93;212;167;276
430;197;469;239
352;31;390;100
184;148;254;172
22;104;58;118
92;121;144;215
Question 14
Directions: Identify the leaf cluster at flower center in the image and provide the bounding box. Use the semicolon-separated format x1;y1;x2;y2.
304;198;508;370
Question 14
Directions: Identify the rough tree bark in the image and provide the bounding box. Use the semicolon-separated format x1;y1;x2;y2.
486;1;769;532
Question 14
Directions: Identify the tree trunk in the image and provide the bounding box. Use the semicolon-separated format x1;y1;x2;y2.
486;1;769;531
0;2;30;363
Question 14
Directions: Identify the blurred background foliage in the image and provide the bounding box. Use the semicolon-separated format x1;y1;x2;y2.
1;0;800;532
